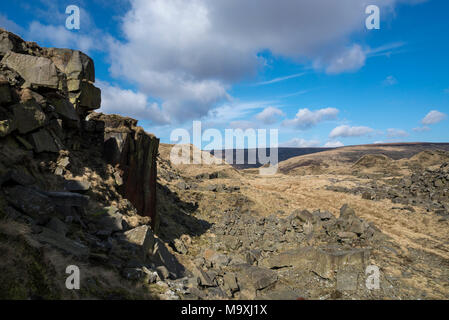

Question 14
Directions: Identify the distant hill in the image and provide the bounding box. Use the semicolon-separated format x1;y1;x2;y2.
277;142;449;175
210;147;331;169
211;143;449;170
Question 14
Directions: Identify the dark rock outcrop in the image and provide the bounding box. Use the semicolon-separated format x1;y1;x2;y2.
0;29;171;299
86;113;160;228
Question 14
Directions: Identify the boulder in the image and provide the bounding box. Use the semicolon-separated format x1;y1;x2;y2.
1;52;64;89
69;80;101;110
4;185;55;218
0;28;26;56
261;246;370;280
155;265;170;281
12;101;47;134
49;98;79;122
173;238;188;254
44;48;95;82
123;225;155;261
339;204;357;219
97;210;123;234
150;238;186;278
29;129;59;153
194;267;216;287
20;88;46;104
0;81;12;104
209;253;230;268
222;272;239;294
236;265;278;291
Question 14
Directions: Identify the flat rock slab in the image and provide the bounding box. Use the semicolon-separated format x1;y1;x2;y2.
1;52;63;89
34;227;89;257
12;101;47;134
150;238;186;278
261;246;370;279
123;225;155;261
234;264;278;291
50;98;79;122
29;129;59;153
5;185;55;218
40;190;89;207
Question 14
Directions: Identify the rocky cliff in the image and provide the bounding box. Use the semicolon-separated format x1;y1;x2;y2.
0;29;166;299
0;28;159;225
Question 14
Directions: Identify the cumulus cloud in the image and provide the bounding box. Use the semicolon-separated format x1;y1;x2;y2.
107;0;411;124
421;110;447;125
283;107;339;129
97;81;170;125
255;107;285;124
9;0;418;125
324;141;344;148
280;138;321;148
329;125;374;138
386;128;408;138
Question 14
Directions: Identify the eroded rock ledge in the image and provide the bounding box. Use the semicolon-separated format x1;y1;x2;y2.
0;27;159;225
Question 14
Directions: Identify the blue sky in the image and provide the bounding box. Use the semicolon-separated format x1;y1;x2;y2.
1;0;448;148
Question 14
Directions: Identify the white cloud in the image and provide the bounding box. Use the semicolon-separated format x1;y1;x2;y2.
255;73;305;86
413;126;431;132
0;14;24;35
7;0;418;126
205;100;272;127
283;107;339;129
386;128;408;138
280;138;321;148
229;120;257;130
106;0;412;124
383;75;398;86
26;21;101;54
421;110;447;125
324;141;344;148
324;44;366;74
255;107;285;124
329;125;374;138
97;81;170;125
